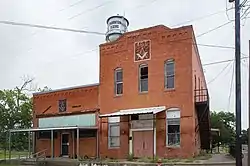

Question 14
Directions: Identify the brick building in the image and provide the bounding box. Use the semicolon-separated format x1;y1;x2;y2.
9;15;210;159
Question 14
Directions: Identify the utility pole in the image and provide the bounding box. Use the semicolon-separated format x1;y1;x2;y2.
248;40;250;166
229;0;242;165
230;0;242;165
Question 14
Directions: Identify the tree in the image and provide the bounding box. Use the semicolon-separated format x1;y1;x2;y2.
210;111;236;145
241;129;248;144
37;86;52;92
0;79;33;152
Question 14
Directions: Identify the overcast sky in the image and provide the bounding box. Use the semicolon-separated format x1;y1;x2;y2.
0;0;249;129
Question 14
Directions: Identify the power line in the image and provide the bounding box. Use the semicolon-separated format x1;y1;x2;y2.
59;0;87;12
172;7;234;27
0;20;105;35
207;61;233;84
196;21;233;38
68;1;113;20
203;56;248;66
227;61;235;112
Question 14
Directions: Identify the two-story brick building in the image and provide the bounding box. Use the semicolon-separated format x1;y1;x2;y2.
9;15;210;160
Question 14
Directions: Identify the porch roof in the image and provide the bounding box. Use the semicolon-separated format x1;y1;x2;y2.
99;106;166;118
9;126;98;133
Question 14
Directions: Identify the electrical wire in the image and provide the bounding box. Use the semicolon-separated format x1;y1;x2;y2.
203;56;248;66
196;21;233;38
207;61;233;84
227;61;235;112
59;0;87;12
172;8;234;27
68;0;113;20
240;0;248;7
0;20;105;35
226;0;234;21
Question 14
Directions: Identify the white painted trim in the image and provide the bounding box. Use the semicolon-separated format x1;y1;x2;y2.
130;128;153;132
153;127;156;156
129;129;132;154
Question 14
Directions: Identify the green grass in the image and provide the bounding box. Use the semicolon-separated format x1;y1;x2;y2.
0;150;28;159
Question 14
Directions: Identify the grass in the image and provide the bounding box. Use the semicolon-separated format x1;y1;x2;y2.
95;152;212;164
0;150;28;159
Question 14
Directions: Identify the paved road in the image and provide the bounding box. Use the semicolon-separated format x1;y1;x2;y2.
242;152;248;166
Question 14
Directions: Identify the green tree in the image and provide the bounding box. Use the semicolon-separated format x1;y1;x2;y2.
210;111;236;145
0;79;33;152
241;129;248;144
37;86;52;92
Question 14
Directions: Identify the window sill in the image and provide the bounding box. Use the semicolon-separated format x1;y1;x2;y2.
114;94;123;98
166;145;181;149
108;147;120;149
139;91;148;95
164;88;175;92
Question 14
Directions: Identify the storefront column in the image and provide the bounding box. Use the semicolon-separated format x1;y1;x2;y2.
76;128;79;159
72;130;75;159
51;130;54;158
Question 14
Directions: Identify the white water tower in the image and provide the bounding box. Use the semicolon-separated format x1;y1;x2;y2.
105;14;129;42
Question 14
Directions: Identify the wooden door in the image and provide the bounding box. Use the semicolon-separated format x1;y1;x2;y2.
133;131;153;158
143;131;153;157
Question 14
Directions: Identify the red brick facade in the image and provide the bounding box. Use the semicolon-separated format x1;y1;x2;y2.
32;25;208;159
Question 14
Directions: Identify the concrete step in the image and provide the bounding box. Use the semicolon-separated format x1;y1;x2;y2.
20;160;37;165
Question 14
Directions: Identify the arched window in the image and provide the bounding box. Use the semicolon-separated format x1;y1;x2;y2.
166;108;180;147
114;68;123;95
139;64;148;92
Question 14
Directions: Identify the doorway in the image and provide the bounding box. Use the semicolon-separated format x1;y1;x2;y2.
133;130;153;158
61;133;69;156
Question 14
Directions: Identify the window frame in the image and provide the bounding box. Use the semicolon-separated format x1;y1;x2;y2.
139;64;148;93
108;117;120;149
114;68;123;96
166;109;181;147
164;59;175;90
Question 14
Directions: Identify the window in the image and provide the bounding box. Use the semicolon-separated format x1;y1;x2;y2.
164;59;175;89
37;131;57;139
108;117;120;148
114;68;123;95
59;99;67;112
139;64;148;92
166;109;180;147
74;129;96;138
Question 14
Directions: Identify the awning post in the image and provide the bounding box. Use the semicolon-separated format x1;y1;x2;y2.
77;128;79;159
153;114;156;159
72;130;75;159
28;131;31;158
8;131;11;160
96;129;99;159
51;130;54;158
32;132;36;155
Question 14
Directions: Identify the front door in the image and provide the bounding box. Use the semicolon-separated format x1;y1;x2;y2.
61;133;69;156
133;131;153;158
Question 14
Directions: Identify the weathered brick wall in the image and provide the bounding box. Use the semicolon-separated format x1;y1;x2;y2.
99;25;199;158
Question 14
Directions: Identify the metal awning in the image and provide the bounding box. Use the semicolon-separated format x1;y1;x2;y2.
99;106;166;118
10;126;98;133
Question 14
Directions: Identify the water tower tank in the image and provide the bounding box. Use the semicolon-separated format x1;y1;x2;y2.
105;15;129;42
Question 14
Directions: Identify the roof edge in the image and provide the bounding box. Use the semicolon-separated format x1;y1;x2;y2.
33;83;99;96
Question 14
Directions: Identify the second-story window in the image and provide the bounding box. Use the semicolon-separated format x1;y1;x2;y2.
165;59;175;89
115;68;123;95
59;99;67;112
139;64;148;92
